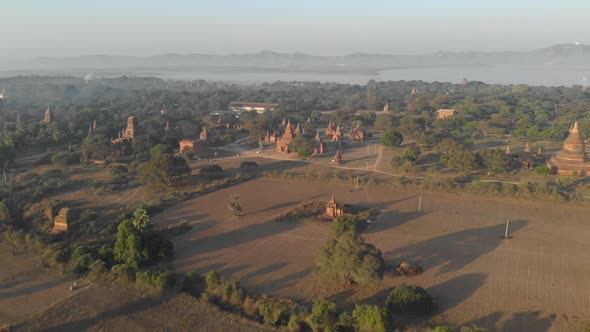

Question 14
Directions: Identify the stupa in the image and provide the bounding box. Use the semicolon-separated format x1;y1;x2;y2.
546;122;590;175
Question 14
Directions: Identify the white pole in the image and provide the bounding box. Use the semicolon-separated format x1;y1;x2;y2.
355;175;359;190
505;219;510;238
3;168;6;185
418;195;422;212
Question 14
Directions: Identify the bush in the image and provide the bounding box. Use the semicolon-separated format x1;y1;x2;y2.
135;271;173;293
330;214;367;237
182;271;204;296
308;298;337;332
88;259;108;280
401;146;421;163
80;210;98;221
386;284;434;315
381;129;403;147
431;326;454;332
352;304;389;332
51;152;80;166
535;165;551;175
460;326;487;332
111;263;138;284
240;161;259;169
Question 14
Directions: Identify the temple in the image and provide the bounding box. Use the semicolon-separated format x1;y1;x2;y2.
276;120;295;153
52;207;69;233
179;140;201;156
325;120;335;137
331;125;342;141
325;194;344;219
383;102;390;112
546;122;590;176
112;116;139;144
349;122;366;142
332;150;342;164
312;131;326;155
43;105;53;124
200;127;208;141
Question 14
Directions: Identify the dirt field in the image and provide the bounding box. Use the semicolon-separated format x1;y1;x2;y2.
0;244;75;326
152;177;590;331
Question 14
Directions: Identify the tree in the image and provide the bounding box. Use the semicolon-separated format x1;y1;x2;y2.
401;145;421;163
352;304;389;332
381;129;403;147
82;134;110;160
290;136;313;158
308;298;337;332
440;149;479;172
330;214;367;237
315;233;384;286
138;150;190;186
477;148;513;173
228;194;243;217
113;209;172;267
372;113;397;132
386;284;434;315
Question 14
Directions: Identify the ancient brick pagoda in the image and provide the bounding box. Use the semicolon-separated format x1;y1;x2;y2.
199;127;208;141
276;120;295;153
325;194;344;219
52;207;69;233
43;105;53;125
383;101;391;112
349;122;366;142
179;140;201;156
325;120;335;137
312;131;326;155
332;125;342;142
332;150;342;164
546;122;590;176
112;116;139;144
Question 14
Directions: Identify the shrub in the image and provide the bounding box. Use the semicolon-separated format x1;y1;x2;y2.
308;298;337;332
240;161;259;169
352;304;389;332
88;259;108;280
330;214;367;237
336;312;355;331
51;152;80;166
381;129;403;147
80;209;98;221
259;302;285;325
135;271;172;293
182;271;204;296
431;326;454;332
460;326;487;332
401;146;421;163
386;284;434;315
111;263;137;284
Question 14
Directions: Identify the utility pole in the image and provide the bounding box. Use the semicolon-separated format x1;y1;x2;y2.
355;175;359;190
418;194;422;212
504;219;510;239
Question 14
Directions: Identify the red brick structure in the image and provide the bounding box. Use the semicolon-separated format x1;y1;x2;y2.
276;120;295;153
349;122;366;142
383;101;391;112
332;150;342;164
200;127;208;141
436;109;457;119
312;131;326;155
179;140;201;156
546;122;590;175
325;194;344;219
43;105;53;125
52;207;69;234
325;120;335;137
332;125;342;142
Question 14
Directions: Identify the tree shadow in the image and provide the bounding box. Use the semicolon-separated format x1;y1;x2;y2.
240;262;289;281
0;280;63;300
34;297;161;332
385;220;528;276
263;267;314;294
462;310;556;332
365;210;425;234
218;264;250;277
427;273;487;312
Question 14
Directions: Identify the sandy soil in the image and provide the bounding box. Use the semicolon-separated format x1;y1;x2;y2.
0;244;75;326
152;177;590;331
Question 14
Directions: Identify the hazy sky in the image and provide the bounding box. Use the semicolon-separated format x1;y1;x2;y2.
3;0;589;60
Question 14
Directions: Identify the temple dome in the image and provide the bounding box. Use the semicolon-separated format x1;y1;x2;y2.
556;122;586;162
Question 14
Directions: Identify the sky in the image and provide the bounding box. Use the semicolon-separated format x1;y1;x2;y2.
2;0;590;61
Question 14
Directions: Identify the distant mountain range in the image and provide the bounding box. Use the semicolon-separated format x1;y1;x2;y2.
26;43;590;73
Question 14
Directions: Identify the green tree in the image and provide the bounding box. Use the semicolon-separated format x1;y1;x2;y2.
477;148;513;172
372;113;397;132
401;145;421;163
308;298;337;332
330;214;367;237
440;149;479;172
82;133;110;160
381;129;403;147
315;233;384;286
290;136;313;158
352;304;389;332
386;284;434;315
138;150;190;186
